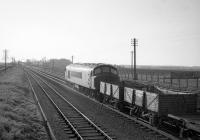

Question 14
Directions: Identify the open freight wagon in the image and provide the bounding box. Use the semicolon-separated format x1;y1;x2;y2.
100;81;200;138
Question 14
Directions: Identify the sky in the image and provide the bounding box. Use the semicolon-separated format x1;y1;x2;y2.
0;0;200;66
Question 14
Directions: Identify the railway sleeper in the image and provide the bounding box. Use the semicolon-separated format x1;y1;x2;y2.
77;127;96;131
75;125;92;128
63;125;72;129
72;122;90;126
69;118;85;121
69;138;78;140
63;126;71;130
63;126;79;133
81;133;103;137
71;121;89;124
69;117;85;120
159;138;169;140
78;129;98;133
66;113;79;116
65;110;77;113
59;121;68;125
67;116;82;119
67;134;76;138
69;118;87;122
65;109;80;116
73;122;91;125
83;135;106;140
68;117;85;121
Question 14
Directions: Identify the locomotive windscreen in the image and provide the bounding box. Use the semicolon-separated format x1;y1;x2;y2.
94;66;118;75
111;68;117;75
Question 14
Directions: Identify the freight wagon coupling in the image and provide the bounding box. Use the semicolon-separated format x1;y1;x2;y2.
167;114;200;138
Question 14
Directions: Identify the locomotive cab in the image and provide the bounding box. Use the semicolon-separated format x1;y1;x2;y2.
92;65;120;90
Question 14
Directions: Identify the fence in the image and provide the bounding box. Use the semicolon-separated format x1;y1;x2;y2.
116;66;200;91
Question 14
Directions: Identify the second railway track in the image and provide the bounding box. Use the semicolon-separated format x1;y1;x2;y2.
26;68;116;140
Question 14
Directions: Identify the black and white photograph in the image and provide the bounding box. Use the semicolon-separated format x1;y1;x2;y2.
0;0;200;140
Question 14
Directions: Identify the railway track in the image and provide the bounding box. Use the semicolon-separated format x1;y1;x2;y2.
26;68;115;140
25;66;181;140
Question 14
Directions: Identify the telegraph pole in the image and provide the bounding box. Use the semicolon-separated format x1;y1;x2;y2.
3;49;8;72
72;55;74;64
12;57;15;64
131;51;133;79
52;59;55;71
131;38;138;80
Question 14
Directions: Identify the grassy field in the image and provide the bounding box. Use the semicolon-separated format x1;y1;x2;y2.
0;66;48;140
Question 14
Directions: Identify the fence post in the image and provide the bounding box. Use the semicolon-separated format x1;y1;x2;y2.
170;78;173;88
157;73;159;83
138;73;140;80
146;73;147;81
124;70;127;79
186;79;188;89
163;76;165;85
142;73;144;80
122;68;125;79
127;69;130;80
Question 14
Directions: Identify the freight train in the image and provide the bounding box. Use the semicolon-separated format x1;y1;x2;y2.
65;63;200;139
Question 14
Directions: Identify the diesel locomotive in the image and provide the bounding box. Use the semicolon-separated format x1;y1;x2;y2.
65;63;120;90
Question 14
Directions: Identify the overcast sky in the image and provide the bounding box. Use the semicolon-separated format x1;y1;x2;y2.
0;0;199;66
